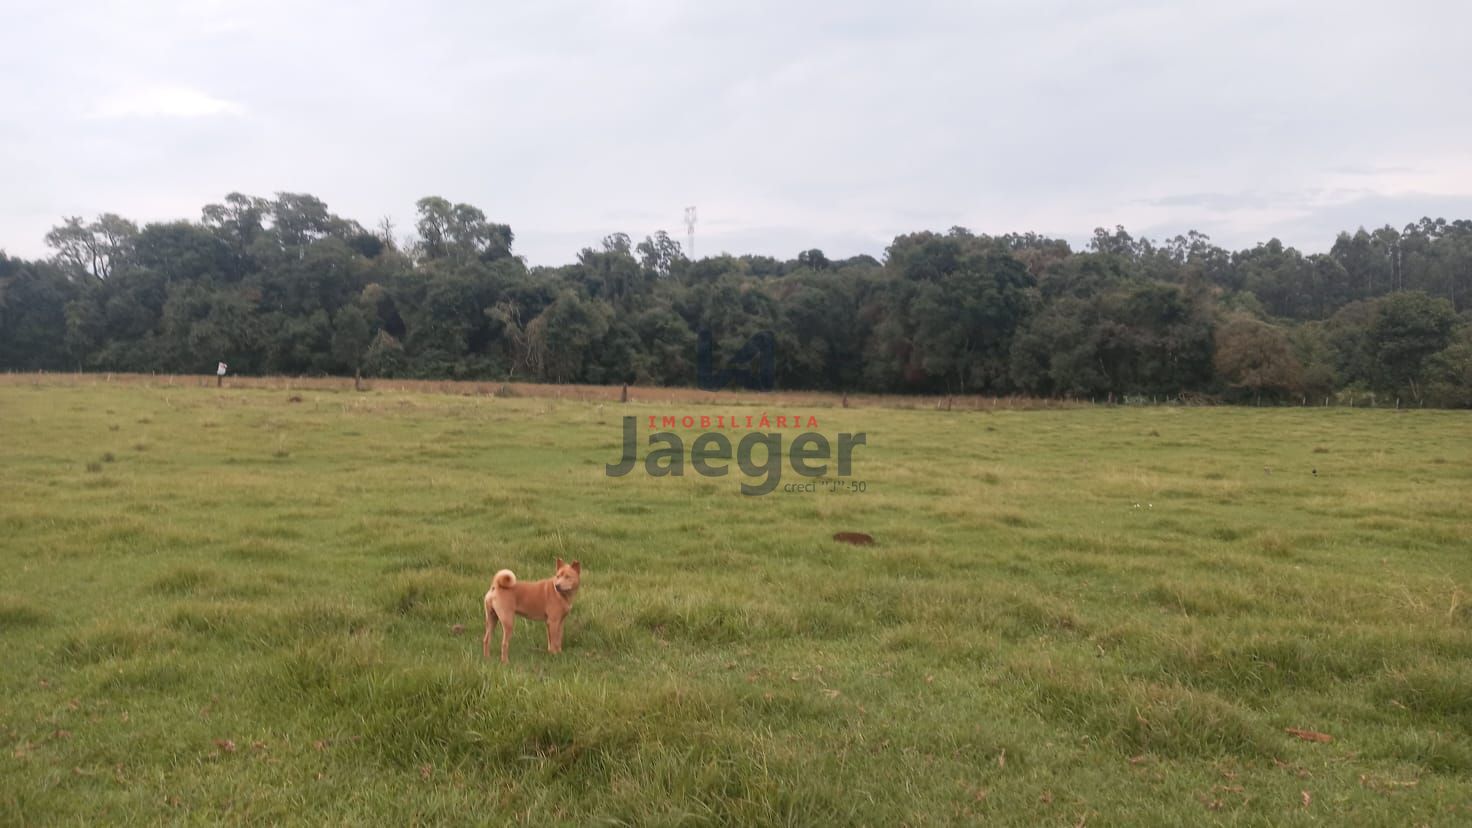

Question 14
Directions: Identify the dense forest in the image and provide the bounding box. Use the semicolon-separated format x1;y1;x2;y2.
1;193;1469;406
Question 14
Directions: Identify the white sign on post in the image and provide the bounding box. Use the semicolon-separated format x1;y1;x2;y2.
217;362;228;377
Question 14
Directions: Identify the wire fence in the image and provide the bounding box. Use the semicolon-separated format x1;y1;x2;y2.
0;370;1436;411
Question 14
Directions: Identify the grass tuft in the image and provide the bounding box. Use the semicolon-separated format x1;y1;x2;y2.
57;621;174;664
149;566;219;595
0;598;48;630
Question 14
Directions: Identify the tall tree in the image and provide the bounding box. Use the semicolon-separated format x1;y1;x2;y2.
1369;291;1456;400
45;214;137;281
1213;315;1303;400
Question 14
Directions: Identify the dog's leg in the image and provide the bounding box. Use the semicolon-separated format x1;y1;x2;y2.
548;616;563;654
482;602;497;660
498;612;515;664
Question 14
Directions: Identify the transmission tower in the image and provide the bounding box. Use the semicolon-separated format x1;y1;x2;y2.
684;206;697;258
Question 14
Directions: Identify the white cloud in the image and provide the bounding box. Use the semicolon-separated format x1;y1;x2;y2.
91;86;244;120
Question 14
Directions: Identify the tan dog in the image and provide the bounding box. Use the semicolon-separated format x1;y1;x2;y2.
482;558;581;663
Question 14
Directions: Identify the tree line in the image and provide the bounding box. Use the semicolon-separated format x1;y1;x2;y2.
1;193;1469;406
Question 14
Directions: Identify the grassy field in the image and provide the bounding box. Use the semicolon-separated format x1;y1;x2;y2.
2;378;1470;825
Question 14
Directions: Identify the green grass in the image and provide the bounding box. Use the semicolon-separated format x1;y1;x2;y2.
2;380;1470;825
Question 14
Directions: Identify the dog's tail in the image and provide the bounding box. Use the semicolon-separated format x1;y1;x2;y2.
492;569;516;590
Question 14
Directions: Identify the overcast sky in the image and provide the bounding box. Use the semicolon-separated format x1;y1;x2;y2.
3;0;1471;266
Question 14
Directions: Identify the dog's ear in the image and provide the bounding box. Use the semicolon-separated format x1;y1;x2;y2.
555;557;564;570
571;560;581;573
